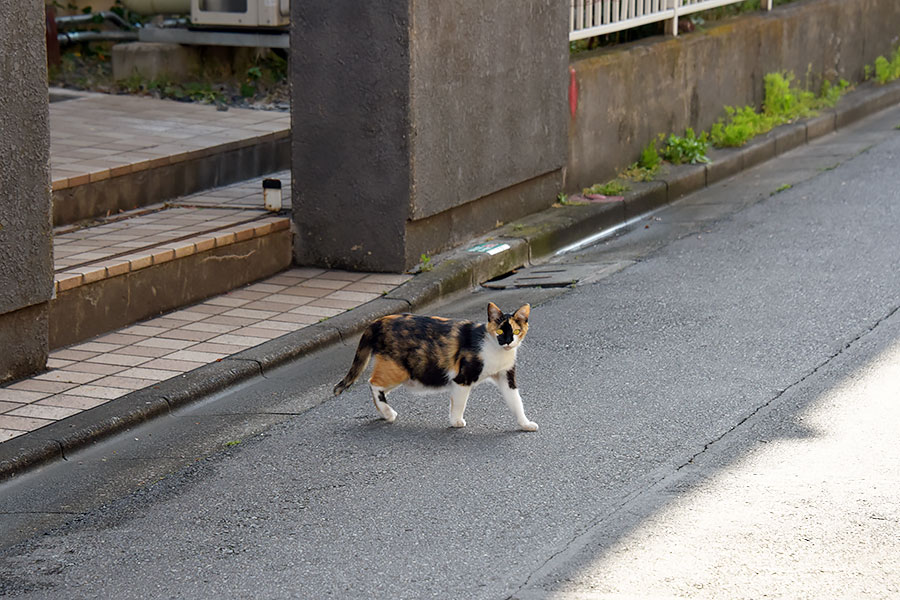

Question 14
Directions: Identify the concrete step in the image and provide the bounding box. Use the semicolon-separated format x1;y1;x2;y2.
49;90;290;226
50;171;293;349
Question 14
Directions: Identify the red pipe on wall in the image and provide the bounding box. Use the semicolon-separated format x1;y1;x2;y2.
568;66;578;118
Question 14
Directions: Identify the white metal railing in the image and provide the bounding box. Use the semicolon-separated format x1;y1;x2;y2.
570;0;772;41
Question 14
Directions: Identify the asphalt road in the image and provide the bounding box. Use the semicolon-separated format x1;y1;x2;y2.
1;105;899;599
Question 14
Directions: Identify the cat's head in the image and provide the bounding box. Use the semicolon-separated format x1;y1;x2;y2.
486;302;530;350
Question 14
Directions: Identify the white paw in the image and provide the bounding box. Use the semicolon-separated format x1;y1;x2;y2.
382;408;398;423
519;420;539;432
450;417;467;428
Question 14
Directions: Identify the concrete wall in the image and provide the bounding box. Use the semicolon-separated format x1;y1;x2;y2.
408;1;567;220
291;0;568;272
0;0;53;382
291;0;899;272
568;0;900;191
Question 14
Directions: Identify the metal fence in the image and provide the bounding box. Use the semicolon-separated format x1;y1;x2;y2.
570;0;772;41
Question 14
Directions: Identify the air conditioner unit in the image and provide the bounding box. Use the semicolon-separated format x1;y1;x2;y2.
192;0;289;27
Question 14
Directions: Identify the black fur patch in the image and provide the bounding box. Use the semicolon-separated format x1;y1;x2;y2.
452;322;486;385
419;363;451;387
454;355;484;386
506;367;517;390
496;320;514;346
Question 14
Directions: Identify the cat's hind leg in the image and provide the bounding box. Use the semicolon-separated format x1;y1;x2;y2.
368;356;407;423
448;383;471;428
370;386;398;423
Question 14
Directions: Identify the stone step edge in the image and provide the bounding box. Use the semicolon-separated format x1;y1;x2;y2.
50;130;290;192
53;216;290;295
51;133;290;227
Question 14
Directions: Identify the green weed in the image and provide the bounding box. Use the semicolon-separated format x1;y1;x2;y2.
182;82;225;104
663;128;710;165
241;66;265;98
584;180;631;196
556;192;588;206
621;139;663;181
772;183;792;195
109;0;146;26
639;138;662;171
711;105;773;147
763;72;816;121
419;253;433;272
819;78;850;107
873;48;900;84
115;75;225;104
710;71;851;148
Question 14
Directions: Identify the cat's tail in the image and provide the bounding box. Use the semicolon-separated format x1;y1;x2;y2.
333;327;374;396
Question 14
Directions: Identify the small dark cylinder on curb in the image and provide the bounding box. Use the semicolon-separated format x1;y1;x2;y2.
262;178;282;212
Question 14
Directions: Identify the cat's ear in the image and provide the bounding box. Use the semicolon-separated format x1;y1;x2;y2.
514;304;530;323
487;302;503;323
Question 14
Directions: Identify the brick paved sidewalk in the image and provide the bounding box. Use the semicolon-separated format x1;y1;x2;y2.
0;266;410;443
52;169;290;289
49;90;289;192
0;155;412;444
0;93;339;444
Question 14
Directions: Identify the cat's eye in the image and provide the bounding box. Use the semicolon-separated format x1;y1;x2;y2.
513;329;521;335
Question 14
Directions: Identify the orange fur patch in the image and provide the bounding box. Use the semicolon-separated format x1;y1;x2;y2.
369;356;410;388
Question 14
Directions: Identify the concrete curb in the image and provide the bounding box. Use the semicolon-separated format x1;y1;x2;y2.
2;78;898;482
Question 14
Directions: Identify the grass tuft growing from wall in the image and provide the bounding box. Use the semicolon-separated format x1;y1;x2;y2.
872;48;900;84
710;72;850;147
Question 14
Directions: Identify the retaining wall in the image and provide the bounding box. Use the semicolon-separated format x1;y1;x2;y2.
568;0;900;191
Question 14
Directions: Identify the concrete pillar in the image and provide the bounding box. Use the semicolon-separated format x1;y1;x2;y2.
0;0;53;382
291;1;568;272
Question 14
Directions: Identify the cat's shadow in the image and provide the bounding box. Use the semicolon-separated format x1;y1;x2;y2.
347;415;530;444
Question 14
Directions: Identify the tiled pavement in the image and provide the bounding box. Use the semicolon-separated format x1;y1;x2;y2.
3;163;411;443
0;267;410;443
52;170;290;294
49;90;289;192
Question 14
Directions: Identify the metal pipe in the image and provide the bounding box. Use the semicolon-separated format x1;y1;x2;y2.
56;11;133;31
160;17;190;27
57;30;139;45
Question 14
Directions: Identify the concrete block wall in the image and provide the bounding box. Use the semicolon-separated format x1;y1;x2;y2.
291;1;569;272
567;0;900;191
0;0;53;382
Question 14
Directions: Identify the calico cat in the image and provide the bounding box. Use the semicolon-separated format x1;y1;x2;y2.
333;302;538;431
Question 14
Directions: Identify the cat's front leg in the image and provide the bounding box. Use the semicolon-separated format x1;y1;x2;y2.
494;369;538;431
448;384;471;428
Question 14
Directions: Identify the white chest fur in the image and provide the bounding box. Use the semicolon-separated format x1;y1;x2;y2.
477;336;518;382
